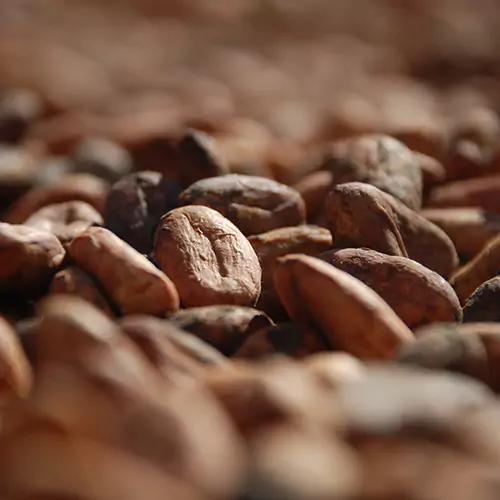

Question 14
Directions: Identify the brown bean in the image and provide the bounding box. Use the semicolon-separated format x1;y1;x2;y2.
427;173;500;213
0;431;204;500
319;248;462;328
104;171;181;254
325;182;459;278
234;322;327;360
248;225;332;318
34;295;154;372
168;305;272;355
175;129;230;189
443;139;491;181
6;174;110;224
120;316;214;380
0;146;39;207
119;315;229;369
153;205;262;307
293;170;333;222
70;227;179;316
179;174;306;236
246;424;361;500
400;322;500;392
391;124;447;162
25;201;103;248
21;297;246;498
337;364;493;437
0;89;43;144
463;276;500;322
204;358;342;436
0;316;32;403
274;254;414;359
416;152;446;192
398;324;489;384
450;235;500;303
357;437;499;500
0;223;65;297
319;134;423;210
304;352;365;389
421;207;500;262
71;136;133;182
50;266;115;317
450;108;500;149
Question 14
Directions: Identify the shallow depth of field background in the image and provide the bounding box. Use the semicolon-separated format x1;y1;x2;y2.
1;0;500;147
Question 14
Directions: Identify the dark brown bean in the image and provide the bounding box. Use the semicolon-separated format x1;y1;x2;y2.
325;182;459;278
234;322;327;360
71;137;133;182
168;305;273;355
175;129;230;189
463;276;500;322
179;174;306;236
104;171;181;254
0;89;43;144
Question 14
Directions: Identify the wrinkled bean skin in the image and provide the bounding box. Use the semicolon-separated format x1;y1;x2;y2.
7;11;500;499
320;135;423;210
320;248;462;328
104;171;181;255
153;205;262;308
179;174;306;236
325;182;459;278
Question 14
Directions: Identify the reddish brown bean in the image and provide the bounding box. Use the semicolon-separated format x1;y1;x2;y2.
325;182;459;278
70;227;179;316
153;205;261;308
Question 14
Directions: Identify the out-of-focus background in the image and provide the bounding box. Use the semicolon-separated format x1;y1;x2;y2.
1;0;500;149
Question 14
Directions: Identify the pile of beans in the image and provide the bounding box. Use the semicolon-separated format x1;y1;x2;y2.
2;1;500;499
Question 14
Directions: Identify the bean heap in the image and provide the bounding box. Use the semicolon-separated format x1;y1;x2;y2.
3;2;500;499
